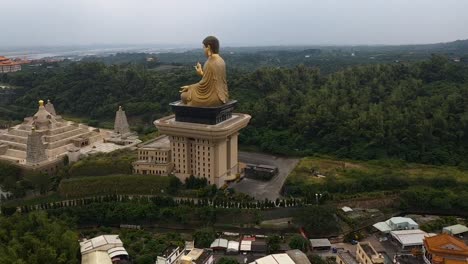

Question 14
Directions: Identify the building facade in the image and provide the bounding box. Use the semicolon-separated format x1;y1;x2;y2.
356;242;384;264
154;112;250;187
132;136;173;175
423;234;468;264
0;56;21;73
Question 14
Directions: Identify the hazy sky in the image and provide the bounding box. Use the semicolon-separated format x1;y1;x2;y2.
1;0;468;47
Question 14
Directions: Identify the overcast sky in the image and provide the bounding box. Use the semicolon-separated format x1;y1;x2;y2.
1;0;468;47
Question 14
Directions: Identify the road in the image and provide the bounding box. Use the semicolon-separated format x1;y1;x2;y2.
230;151;299;200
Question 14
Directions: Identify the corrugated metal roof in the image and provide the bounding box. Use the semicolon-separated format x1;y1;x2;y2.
443;224;468;235
309;239;331;248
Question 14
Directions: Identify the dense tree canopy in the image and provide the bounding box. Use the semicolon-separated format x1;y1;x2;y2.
0;212;79;264
294;205;340;236
2;55;468;166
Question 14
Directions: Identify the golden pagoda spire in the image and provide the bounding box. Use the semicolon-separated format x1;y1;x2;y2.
39;100;44;107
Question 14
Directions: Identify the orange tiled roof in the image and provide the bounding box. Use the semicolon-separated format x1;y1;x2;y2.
0;56;18;66
444;259;467;264
424;234;468;257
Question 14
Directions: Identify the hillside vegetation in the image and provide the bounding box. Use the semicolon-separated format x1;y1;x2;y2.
1;54;468;167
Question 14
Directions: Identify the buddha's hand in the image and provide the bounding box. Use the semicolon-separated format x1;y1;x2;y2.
195;62;204;76
179;86;189;93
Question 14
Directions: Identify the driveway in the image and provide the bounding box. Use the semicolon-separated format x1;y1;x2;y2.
230;151;299;200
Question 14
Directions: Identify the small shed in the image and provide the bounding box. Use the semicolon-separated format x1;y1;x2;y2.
210;238;228;251
341;206;353;213
442;224;468;236
309;239;331;251
240;240;252;252
227;241;239;254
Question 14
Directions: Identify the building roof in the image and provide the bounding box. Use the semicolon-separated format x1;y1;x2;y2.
141;135;170;149
341;206;353;212
373;222;392;233
443;224;468;235
210;238;228;249
254;254;295;264
389;217;418;226
81;251;113;264
80;235;123;254
337;251;358;264
0;56;18;66
373;217;419;233
286;249;312;264
251;241;267;252
107;246;128;258
240;240;252;251
80;235;128;264
227;241;239;251
424;234;468;257
309;238;331;248
390;229;434;247
185;248;204;260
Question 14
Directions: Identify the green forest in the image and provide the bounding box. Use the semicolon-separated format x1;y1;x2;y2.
1;54;467;166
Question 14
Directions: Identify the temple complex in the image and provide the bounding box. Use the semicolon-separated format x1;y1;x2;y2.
0;101;140;173
133;36;251;187
0;56;21;73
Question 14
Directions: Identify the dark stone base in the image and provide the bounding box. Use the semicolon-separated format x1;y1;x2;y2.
170;100;237;125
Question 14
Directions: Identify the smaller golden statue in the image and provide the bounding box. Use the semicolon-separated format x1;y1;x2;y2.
180;36;229;107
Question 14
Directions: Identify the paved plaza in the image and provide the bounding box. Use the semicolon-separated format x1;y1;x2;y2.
230;151;299;200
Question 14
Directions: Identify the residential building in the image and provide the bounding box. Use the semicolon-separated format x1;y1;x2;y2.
179;248;214;264
80;235;129;264
336;251;358;264
373;217;419;233
310;238;331;251
226;241;239;254
423;233;468;264
356;242;384;264
390;229;435;249
156;246;184;264
442;224;468;237
251;250;311;264
210;238;228;251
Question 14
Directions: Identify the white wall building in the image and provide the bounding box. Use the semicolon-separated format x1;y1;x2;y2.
80;235;129;264
373;217;419;233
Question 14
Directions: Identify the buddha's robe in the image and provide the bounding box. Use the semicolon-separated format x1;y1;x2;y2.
181;55;228;107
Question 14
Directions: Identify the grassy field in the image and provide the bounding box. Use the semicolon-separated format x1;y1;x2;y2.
58;174;170;198
287;156;468;186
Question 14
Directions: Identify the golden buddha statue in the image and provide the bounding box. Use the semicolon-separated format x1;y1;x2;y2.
180;36;229;107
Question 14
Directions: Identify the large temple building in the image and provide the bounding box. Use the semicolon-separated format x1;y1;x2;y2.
132;135;173;176
0;56;21;73
133;101;250;188
0;100;140;173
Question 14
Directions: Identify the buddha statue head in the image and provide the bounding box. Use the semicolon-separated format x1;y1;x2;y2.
203;36;220;57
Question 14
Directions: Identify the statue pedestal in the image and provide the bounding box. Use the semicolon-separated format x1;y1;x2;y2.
154;102;250;187
169;100;237;125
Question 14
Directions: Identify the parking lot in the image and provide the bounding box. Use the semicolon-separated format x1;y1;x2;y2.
230;151;299;200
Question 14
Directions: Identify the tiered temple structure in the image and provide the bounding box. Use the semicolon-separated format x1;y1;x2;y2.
0;100;140;173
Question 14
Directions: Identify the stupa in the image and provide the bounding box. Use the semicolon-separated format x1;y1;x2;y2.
104;106;141;146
